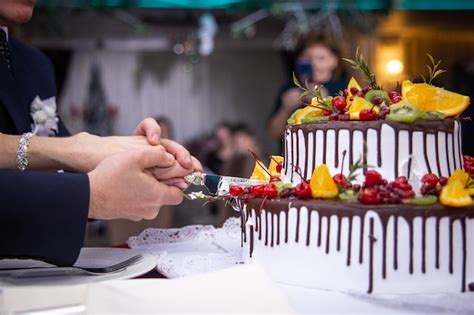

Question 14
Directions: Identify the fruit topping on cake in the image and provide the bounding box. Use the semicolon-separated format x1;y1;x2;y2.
288;50;470;125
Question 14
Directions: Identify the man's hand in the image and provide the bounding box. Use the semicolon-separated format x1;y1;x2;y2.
160;139;203;172
88;147;185;221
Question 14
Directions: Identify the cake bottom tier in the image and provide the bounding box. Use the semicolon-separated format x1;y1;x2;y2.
241;199;474;294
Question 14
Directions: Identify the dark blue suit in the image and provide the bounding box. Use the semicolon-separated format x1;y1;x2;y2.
0;36;89;266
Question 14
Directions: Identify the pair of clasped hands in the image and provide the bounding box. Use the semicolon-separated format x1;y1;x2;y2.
71;118;201;221
0;118;201;220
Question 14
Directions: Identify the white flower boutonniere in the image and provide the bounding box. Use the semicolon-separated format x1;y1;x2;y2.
30;96;59;136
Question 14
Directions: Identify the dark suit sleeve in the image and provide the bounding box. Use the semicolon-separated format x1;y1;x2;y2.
0;169;90;266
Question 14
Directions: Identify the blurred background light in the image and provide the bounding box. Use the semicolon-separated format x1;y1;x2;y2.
386;59;403;74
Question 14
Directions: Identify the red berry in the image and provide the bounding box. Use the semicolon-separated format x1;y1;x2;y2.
294;181;312;199
395;176;408;183
350;87;359;95
329;113;339;121
332;174;347;187
323;109;333;116
421;173;439;189
364;170;384;186
349;96;354;102
249;184;265;197
262;183;278;199
388;91;400;99
391;95;403;104
394;181;412;191
352;184;361;192
270;176;282;182
362;86;372;94
359;188;381;205
332;96;347;111
463;156;474;176
371;95;383;105
343;89;349;97
338;113;350;121
439;176;448;186
359;109;378;121
229;185;244;197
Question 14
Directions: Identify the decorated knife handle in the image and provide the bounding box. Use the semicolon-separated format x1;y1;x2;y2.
184;172;206;186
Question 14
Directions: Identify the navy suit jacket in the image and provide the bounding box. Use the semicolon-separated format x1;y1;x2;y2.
0;36;89;266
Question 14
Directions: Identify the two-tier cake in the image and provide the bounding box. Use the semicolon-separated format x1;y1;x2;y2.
230;52;473;294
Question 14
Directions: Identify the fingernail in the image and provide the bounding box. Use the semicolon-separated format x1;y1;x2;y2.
175;182;189;190
167;153;175;164
152;133;159;143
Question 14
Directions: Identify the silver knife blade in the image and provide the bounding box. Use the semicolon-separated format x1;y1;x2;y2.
184;172;266;196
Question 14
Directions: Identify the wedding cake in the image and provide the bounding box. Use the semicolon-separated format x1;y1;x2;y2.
233;52;474;293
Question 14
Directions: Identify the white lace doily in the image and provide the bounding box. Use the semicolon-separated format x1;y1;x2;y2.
127;218;247;278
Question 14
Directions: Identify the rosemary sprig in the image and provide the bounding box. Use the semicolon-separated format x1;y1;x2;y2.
343;47;380;90
346;144;371;184
420;54;446;84
292;72;332;110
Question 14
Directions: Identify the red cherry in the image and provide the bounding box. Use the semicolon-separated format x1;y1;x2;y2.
439;176;448;186
328;113;339;121
323;109;333;116
391;95;403;104
364;170;384;187
421;173;439;189
229;185;244;197
332;174;347;187
359;109;378;121
294;181;312;199
394;181;412;191
249;184;265;197
338;113;350;121
359;188;382;205
270;176;282;182
388;91;400;99
262;183;278;199
350;87;359;95
332;96;347;111
371;95;384;105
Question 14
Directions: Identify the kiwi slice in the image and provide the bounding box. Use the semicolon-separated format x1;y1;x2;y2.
402;195;438;206
365;90;390;105
339;190;358;202
386;103;422;123
274;181;293;193
421;111;446;121
301;116;329;124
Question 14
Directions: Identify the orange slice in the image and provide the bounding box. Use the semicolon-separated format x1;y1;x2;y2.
440;180;472;207
310;164;338;199
294;106;323;124
348;96;379;120
250;160;271;182
447;169;470;187
401;80;470;117
268;155;284;177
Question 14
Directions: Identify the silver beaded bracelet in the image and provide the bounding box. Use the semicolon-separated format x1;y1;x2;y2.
16;132;34;171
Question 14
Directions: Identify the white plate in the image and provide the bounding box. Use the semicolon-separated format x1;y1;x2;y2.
0;247;158;286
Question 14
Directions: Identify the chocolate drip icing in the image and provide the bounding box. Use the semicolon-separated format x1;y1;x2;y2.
334;130;339;168
435;133;442;176
277;213;281;245
325;216;331;254
407;133;413;179
271;212;274;247
347;217;353;266
449;218;454;274
312;132;317;178
295;208;300;243
359;217;365;264
422;217;426;274
336;216;342;252
394;216;398;270
284;131;289;177
394;130;399;178
424;133;432;174
409;218;414;274
306;209;312;246
368;217;375;294
245;198;474;293
435;216;440;269
322;130;327;164
304;132;310;178
446;133;452;175
452;130;458;170
264;210;269;246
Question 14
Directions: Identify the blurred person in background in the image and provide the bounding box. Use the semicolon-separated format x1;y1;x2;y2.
204;121;235;174
218;123;261;225
268;33;347;143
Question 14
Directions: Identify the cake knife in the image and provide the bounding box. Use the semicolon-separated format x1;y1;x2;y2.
184;172;266;196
